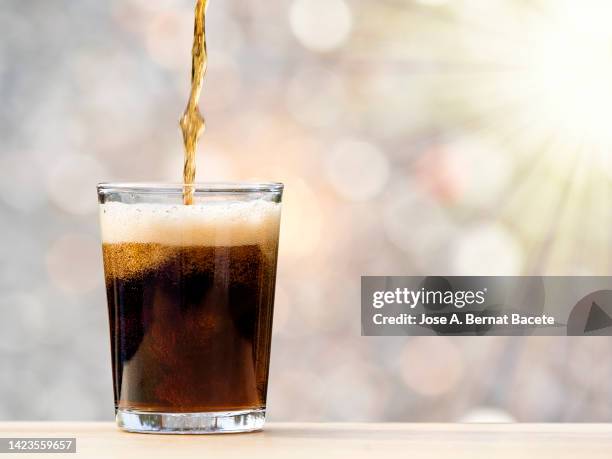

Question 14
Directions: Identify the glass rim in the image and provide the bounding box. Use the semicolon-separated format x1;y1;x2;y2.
97;182;284;194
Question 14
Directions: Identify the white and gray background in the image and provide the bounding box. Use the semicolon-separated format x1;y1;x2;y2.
2;0;612;422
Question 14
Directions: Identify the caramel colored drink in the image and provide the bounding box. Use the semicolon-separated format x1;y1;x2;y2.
98;183;283;433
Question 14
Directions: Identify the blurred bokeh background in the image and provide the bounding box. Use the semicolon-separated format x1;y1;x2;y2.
2;0;612;422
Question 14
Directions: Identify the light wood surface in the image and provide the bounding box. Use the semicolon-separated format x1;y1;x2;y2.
0;423;611;458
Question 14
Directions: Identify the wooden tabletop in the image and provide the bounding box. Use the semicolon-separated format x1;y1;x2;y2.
1;423;611;458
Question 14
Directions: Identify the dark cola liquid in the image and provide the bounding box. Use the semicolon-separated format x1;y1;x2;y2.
102;243;276;413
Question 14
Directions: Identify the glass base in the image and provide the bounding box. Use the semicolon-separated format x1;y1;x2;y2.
116;408;266;434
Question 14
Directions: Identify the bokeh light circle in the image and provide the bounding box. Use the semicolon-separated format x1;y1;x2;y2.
451;223;524;275
289;0;352;52
278;177;322;260
46;153;108;216
383;184;455;269
286;68;347;128
46;233;102;295
0;294;46;352
326;139;390;201
400;337;465;397
144;9;192;70
0;152;47;212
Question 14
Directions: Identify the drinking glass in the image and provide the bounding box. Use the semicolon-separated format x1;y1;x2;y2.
97;183;283;433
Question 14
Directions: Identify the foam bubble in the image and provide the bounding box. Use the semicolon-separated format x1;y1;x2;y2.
100;200;282;247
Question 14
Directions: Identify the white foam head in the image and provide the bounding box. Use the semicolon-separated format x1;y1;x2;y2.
100;200;281;247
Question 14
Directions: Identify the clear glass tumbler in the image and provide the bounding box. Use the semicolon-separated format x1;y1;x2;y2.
97;183;283;434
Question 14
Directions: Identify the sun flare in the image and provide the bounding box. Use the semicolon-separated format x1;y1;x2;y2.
413;0;612;273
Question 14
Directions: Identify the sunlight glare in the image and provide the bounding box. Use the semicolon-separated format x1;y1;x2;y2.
526;1;612;155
